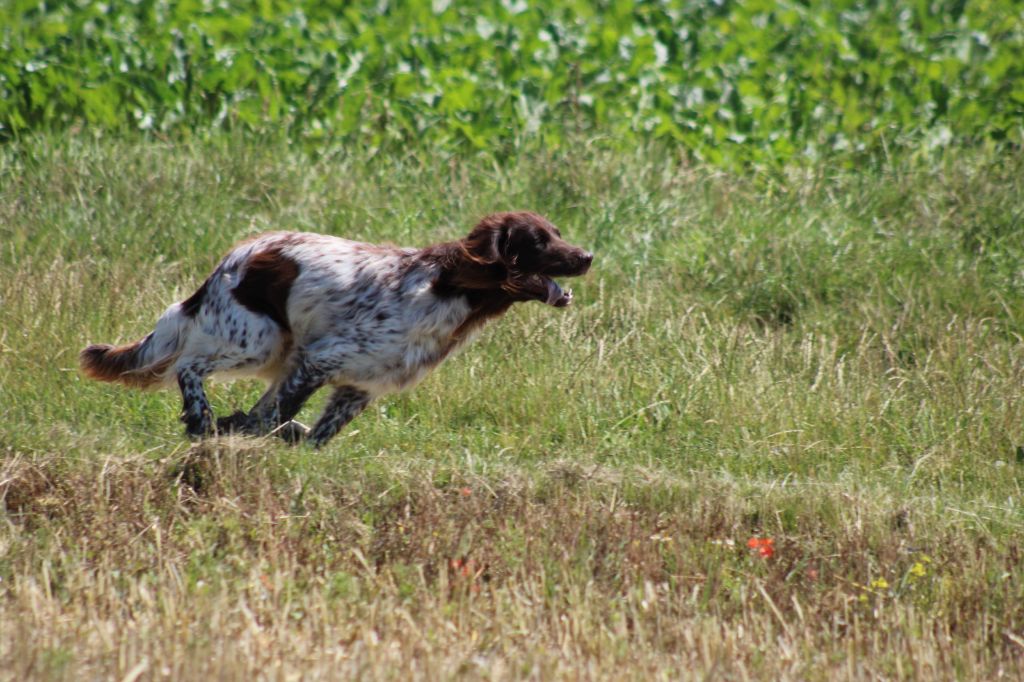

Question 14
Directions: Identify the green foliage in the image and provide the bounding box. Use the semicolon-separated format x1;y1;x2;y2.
2;0;1022;165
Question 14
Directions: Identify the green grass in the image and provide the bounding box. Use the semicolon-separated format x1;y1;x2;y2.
2;136;1024;679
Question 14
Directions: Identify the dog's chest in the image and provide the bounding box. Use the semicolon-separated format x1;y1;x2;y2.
339;290;473;392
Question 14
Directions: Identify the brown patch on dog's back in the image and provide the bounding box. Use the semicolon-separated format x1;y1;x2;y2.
232;247;300;331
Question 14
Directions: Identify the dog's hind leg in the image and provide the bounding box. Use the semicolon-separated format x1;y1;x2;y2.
177;347;279;440
217;382;311;443
307;386;372;448
177;365;213;438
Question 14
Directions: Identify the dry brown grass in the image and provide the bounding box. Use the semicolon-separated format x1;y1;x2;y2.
2;442;1022;680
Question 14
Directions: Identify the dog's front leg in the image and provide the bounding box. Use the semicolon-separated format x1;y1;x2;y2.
307;385;372;448
242;358;326;437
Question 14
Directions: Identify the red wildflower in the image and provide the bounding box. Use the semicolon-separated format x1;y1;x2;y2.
459;487;472;497
746;537;775;559
449;558;482;592
450;558;477;577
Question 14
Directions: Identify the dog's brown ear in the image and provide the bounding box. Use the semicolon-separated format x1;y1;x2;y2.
495;223;511;261
464;214;510;266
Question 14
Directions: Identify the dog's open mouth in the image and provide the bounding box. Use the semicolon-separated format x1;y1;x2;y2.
541;276;573;307
507;274;573;307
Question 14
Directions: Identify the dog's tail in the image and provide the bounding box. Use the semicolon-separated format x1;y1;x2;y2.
80;301;194;389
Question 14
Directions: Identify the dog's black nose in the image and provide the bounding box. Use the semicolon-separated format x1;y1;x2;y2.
580;252;594;268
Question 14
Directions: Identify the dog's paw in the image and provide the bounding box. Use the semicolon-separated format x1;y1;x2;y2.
215;410;250;434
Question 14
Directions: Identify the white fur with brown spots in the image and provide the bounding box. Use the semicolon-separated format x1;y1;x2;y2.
81;212;593;447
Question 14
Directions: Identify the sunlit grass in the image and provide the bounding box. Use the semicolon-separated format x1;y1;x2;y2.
1;136;1023;680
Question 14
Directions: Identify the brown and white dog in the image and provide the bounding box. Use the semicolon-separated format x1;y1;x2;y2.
80;212;593;447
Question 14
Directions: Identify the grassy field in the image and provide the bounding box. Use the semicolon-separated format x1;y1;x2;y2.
1;136;1023;679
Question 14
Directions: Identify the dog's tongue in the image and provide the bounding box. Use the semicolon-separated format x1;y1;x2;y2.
544;278;573;307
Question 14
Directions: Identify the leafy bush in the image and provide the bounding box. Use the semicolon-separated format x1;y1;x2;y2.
2;0;1022;165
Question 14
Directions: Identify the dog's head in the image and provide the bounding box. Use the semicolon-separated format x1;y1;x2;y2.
460;212;593;306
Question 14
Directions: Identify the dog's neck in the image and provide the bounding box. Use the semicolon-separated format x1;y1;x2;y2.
417;240;517;342
422;240;507;297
